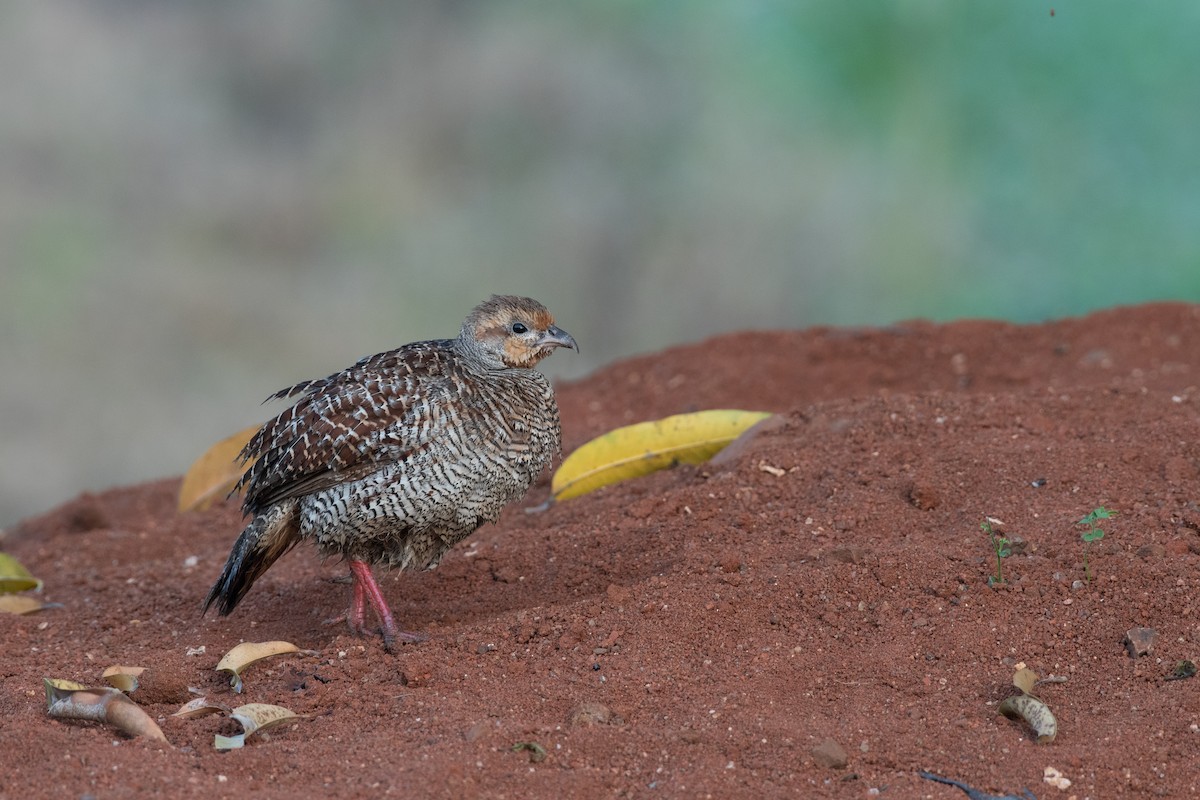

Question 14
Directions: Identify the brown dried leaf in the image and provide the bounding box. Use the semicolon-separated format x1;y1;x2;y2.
172;696;234;718
177;423;262;512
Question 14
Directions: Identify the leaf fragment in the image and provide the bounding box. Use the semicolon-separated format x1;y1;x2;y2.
214;703;299;750
178;423;262;512
0;553;42;593
999;694;1057;743
511;741;547;763
44;678;168;742
1011;667;1039;695
102;665;147;693
173;696;234;718
216;640;302;693
0;595;59;615
1167;660;1197;681
551;410;773;501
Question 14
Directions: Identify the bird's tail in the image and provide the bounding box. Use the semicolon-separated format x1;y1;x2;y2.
203;500;300;616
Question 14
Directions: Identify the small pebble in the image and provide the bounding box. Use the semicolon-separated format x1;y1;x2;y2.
1125;627;1158;658
567;701;614;727
811;737;848;769
1136;543;1166;560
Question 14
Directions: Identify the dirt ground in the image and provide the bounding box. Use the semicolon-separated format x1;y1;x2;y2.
5;303;1200;799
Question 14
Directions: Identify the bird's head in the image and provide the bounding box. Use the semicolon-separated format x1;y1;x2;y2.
460;295;578;370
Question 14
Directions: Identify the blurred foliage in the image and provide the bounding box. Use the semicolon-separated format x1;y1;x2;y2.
1;1;1198;525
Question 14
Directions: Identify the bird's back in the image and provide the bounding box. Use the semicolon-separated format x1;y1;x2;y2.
239;338;561;569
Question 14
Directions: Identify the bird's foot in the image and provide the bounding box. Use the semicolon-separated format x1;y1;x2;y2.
348;559;426;652
379;623;427;654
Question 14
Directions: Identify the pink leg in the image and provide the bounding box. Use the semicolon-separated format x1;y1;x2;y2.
348;559;425;651
348;572;367;634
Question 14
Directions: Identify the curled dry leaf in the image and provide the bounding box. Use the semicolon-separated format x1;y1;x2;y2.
0;553;42;593
551;410;773;501
177;423;262;512
0;595;59;615
999;665;1058;743
214;703;299;750
173;696;234;718
216;640;302;693
102;665;147;693
44;678;168;743
999;694;1057;743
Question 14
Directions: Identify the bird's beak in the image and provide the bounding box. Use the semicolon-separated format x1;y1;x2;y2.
541;325;579;354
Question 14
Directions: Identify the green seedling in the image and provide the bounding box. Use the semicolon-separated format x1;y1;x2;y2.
1077;506;1115;583
981;517;1011;586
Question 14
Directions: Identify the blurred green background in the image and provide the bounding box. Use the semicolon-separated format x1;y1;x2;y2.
3;1;1198;527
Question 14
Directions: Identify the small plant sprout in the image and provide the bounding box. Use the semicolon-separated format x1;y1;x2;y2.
981;516;1011;587
1077;506;1116;583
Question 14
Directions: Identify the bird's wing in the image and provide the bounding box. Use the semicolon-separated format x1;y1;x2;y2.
236;340;460;513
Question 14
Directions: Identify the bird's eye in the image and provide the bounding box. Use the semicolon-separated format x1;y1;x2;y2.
510;322;528;334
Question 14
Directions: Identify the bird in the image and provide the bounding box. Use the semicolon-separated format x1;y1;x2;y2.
203;295;577;650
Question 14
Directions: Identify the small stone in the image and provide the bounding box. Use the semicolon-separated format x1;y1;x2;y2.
1043;766;1072;790
1125;627;1158;657
827;547;867;565
906;482;940;511
464;721;490;742
1164;456;1198;485
1136;543;1166;561
811;737;848;769
1166;539;1191;556
606;583;632;604
567;701;613;727
719;553;742;573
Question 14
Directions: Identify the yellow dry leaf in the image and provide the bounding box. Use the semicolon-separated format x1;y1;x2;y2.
0;595;54;615
216;640;302;693
0;553;42;593
102;665;147;693
177;423;262;512
1012;666;1039;696
551;410;773;502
